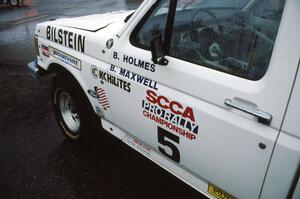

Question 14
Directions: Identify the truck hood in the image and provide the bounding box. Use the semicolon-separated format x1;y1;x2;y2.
50;10;133;32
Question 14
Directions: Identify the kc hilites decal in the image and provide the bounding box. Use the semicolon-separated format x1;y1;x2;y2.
46;25;85;53
109;65;158;90
142;90;198;141
113;51;156;72
99;71;131;93
90;66;131;93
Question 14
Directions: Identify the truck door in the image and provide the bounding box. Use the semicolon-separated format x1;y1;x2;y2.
107;0;298;198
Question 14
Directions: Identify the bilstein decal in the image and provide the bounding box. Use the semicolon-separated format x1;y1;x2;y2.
109;65;158;91
113;51;156;72
142;90;198;140
46;25;85;53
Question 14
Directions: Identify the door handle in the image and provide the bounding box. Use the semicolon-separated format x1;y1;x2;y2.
224;99;272;125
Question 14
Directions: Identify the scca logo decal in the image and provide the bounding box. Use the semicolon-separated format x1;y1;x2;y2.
142;90;199;141
146;90;195;122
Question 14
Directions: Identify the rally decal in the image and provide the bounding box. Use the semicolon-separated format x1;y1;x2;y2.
157;126;180;163
90;65;98;79
87;89;98;99
113;51;156;73
89;65;131;93
124;134;150;156
208;184;236;199
95;86;110;111
109;65;158;91
46;25;85;53
95;106;104;118
49;47;81;70
42;45;49;57
100;71;131;93
142;90;198;141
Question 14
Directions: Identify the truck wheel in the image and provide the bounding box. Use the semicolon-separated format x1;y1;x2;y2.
51;73;98;142
9;0;19;6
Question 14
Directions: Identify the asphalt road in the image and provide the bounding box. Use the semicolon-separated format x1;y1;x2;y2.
0;0;207;199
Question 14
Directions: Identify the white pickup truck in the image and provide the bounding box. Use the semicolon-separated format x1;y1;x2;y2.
28;0;300;198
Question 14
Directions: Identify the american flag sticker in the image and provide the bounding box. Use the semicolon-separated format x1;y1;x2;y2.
94;86;110;111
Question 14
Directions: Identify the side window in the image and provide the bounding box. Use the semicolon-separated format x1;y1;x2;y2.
131;0;170;49
131;0;286;80
169;0;286;80
253;0;285;20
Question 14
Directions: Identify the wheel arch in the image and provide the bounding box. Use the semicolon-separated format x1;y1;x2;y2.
48;63;97;118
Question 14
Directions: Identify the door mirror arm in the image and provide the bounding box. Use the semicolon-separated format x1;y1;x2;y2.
150;35;169;66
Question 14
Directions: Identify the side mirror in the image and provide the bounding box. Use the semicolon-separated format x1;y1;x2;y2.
150;35;168;65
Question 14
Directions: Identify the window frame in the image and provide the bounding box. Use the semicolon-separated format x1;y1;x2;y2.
129;0;177;52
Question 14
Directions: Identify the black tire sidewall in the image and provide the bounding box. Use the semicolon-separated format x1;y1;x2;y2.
52;74;91;141
53;87;79;140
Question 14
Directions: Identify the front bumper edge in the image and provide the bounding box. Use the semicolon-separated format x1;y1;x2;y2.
27;61;43;81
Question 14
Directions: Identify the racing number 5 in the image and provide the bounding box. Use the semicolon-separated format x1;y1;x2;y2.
157;127;180;163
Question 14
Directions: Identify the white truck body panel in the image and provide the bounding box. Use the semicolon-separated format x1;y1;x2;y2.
32;0;300;198
282;63;300;138
260;132;300;199
49;11;133;32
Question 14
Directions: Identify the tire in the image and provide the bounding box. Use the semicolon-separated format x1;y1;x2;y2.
51;73;100;142
9;0;19;6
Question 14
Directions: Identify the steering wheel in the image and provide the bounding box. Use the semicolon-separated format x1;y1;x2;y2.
189;9;225;64
191;8;221;34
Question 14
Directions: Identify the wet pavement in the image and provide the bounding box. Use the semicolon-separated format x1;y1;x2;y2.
0;0;207;198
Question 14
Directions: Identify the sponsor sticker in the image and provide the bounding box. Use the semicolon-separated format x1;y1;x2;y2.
142;90;198;141
208;184;236;199
46;25;85;53
90;66;131;93
95;106;105;118
90;65;98;79
124;134;150;156
99;70;131;93
87;89;98;99
49;47;81;70
106;38;114;49
42;45;49;57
